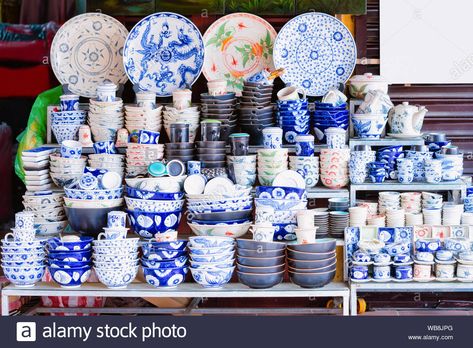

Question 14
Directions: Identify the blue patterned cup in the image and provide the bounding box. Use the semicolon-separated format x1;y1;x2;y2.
107;211;128;229
138;130;160;145
295;134;315;156
93;141;117;154
60;94;79;111
395;265;413;280
424;159;442;184
373;265;391;280
187;161;201;175
14;211;35;230
351;265;369;280
96;82;117;102
262;127;283;149
60;140;82;159
397;158;414;184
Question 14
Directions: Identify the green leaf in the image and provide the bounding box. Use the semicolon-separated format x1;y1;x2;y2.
217;22;226;38
205;36;219;47
244;44;251;49
242;55;249;67
265;30;271;46
234;46;247;53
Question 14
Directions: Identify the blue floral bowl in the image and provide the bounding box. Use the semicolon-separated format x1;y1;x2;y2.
127;210;182;239
146;249;187;261
2;265;45;287
47;250;92;262
49;265;92;288
188;236;234;249
141;240;188;251
141;255;188;268
190;266;235;288
190;251;234;263
143;266;189;288
47;236;93;252
64;186;123;200
125;186;184;201
255;186;307;200
189;245;234;256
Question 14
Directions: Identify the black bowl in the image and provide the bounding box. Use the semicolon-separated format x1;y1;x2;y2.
236;239;286;251
237;263;285;274
190;209;252;222
287;239;337;253
237;271;284;289
288;262;336;274
65;206;119;237
200;92;236;100
196;154;226;162
196;141;226;148
165;142;194;149
287;255;336;269
237;249;285;259
166;155;195;162
286;249;336;261
289;269;336;288
195;147;227;155
165;148;195;156
201;160;226;168
201;98;237;105
237;255;285;267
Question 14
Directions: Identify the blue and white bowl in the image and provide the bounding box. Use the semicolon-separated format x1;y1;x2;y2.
189;260;234;269
143;266;188;288
2;265;45;287
2;245;44;254
384;241;411;256
191;219;250;225
145;249;187;260
142;240;188;251
190;251;234;263
190;266;235;288
93;244;138;255
188;245;234;256
48;259;90;268
255;186;307;200
94;265;139;289
2;260;44;268
126;186;184;201
49;265;92;288
94;252;139;263
92;238;140;248
124;197;184;213
47;236;93;252
127;210;182;239
254;198;307;211
47;250;92;262
188;236;234;248
52;124;81;143
415;238;441;253
1;252;45;262
64;186;123;200
141;255;188;268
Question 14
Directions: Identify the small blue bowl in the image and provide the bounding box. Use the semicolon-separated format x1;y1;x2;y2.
141;240;188;251
141;255;188;268
125;186;184;201
47;236;93;252
47;250;92;262
255;186;306;200
146;249;187;261
127;209;182;239
143;266;189;288
49;265;92;287
48;259;91;268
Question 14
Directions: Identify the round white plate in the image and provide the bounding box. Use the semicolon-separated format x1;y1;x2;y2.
273;12;356;96
202;13;277;95
123;12;204;96
273;170;306;189
50;13;128;98
387;133;423;139
203;177;235;196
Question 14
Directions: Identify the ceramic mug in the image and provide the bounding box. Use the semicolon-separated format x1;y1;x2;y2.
60;94;79;111
229;133;250;156
295;227;317;244
135;91;156;109
262;127;283;149
351;265;369;280
250;223;275;242
98;228;127;240
416;251;434;262
394;265;413;280
107;211;128;229
15;211;35;230
96;82;117;102
373;265;391;280
5;229;36;242
207;79;227;96
93;141;117;154
413;263;432;279
138;130;160;145
60;140;82;159
255;206;275;224
296;210;315;229
201;120;221;142
187;161;201;175
78;125;93;147
295;135;315;156
172;89;192;110
277;86;306;101
435;263;455;279
325;128;346;149
170;123;189;143
321;89;347;107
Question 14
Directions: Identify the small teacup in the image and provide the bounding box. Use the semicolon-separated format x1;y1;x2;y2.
373;253;391;264
98;227;127;240
262;127;283;149
351;265;369;280
15;211;35;230
414;263;432;279
296;210;315;229
207;79;227;96
107;211;128;229
60;94;79;111
394;265;413;280
295;227;317;244
93;140;117;154
138;130;160;145
255;206;275;224
61;140;82;159
96;82;117;102
295;135;315;156
277;86;306;101
201;120;221;142
187;161;201;175
5;228;36;242
172;89;192;110
353;251;371;263
116;128;129;147
250;223;275;242
78;125;93;147
435;263;455;279
321;89;347;107
373;265;391;280
435;250;453;261
135;91;156;109
393;254;411;264
416;251;434;262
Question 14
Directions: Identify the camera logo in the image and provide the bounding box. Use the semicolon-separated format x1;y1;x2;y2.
16;322;36;342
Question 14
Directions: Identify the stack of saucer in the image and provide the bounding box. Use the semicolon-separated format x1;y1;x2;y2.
163;106;200;143
257;148;288;186
22;147;56;192
49;150;87;188
200;92;238;142
88;93;124;142
126;142;164;177
328;198;349;212
196;140;227;172
313;210;329;238
329;211;349;238
378;191;400;214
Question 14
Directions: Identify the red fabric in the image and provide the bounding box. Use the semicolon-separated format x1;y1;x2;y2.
0;125;12;221
0;65;52;97
0;40;48;63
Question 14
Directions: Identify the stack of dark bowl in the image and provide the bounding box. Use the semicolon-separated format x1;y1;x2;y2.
200;92;238;143
165;142;195;164
287;239;337;288
239;81;275;145
236;239;286;289
196;140;227;178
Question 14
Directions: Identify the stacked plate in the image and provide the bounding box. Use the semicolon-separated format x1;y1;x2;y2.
312;102;349;143
163;106;200;143
236;239;286;289
93;237;140;289
49;153;86;188
288;156;319;188
196;141;226;169
88;154;125;177
47;236;93;288
165;142;195;164
23;190;66;237
328;198;349;212
88;98;124;142
239;82;275;145
200;92;238;142
313;209;329;238
124;104;163;137
287;239;337;288
22;147;56;191
141;240;189;288
189;236;235;288
126;143;164;177
277;98;310;144
51;110;87;143
257;148;288;186
329;211;349;238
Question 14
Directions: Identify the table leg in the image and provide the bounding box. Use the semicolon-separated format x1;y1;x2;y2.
350;287;357;316
1;293;9;316
342;294;349;316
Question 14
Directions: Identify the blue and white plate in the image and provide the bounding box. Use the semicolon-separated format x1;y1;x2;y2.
273;12;356;96
123;12;204;96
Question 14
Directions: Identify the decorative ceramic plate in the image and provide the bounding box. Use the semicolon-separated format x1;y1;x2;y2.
202;13;277;95
273;12;356;96
123;12;204;97
50;13;128;98
273;170;306;189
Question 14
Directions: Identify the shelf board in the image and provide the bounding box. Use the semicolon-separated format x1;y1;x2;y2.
350;180;466;191
306;187;349;199
350;281;473;292
349;137;425;148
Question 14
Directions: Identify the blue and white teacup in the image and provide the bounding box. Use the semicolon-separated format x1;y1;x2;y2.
444;237;471;253
373;265;391;280
321;89;347;107
373;253;390;264
96;82;117;102
416;251;434;262
325;127;346;149
93;141;117;154
394;254;411;264
60;140;82;159
262;127;283;149
15;211;35;230
78;173;98;190
295;134;315;156
436;250;453;261
98;227;127;240
107;211;128;229
415;238;441;252
60;94;79;111
138;130;160;145
353;251;371;263
394;265;413;280
187;161;201;175
351;265;369;280
5;228;36;242
397;158;414;184
424;159;442;184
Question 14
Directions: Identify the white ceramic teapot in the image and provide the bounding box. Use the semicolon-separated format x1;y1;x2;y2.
357;90;393;116
388;102;428;136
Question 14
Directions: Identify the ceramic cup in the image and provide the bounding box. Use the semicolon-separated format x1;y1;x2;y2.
98;228;127;240
396;158;414;184
262;127;283;149
250;223;275;242
435;263;455;279
424;159;442;184
187;161;201;175
60;140;82;159
207;79;227;96
170;123;189;143
373;265;391;280
116;128;129;147
172;89;192;110
394;265;413;280
5;229;36;242
413;263;432;279
295;227;318;244
15;211;35;230
277;86;306;101
138;130;160;145
325;127;346;149
321;89;347;107
78;125;93;147
295;134;315;156
96;82;117;102
296;210;315;229
351;265;369;280
135;91;156;109
107;211;128;229
255;206;275;224
60;94;79;111
93;140;117;154
201;120;221;142
229;133;250;156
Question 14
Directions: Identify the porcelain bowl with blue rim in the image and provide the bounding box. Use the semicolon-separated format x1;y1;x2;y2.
143;266;189;288
255;186;307;200
94;252;139;263
64;186;123;200
49;265;91;288
94;265;139;289
188;236;234;248
287;239;336;253
141;240;188;251
187;203;252;214
124;197;184;213
127;210;182;239
141;255;188;268
189;245;234;256
47;236;93;252
1;239;45;248
254;198;307;211
48;259;90;268
190;266;234;288
2;265;45;287
47;250;92;262
92;238;140;248
190;219;250;225
190;251;234;263
189;259;234;269
92;244;138;255
146;249;187;261
93;259;139;269
1;245;45;254
2;260;45;268
125;186;184;201
1;252;45;262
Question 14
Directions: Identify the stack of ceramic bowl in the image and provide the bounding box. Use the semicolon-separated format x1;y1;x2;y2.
124;104;163;138
163;106;200;143
277;98;310;144
329;211;349;238
88;154;125;177
227;155;257;188
328;198;349;212
49;151;86;188
165;142;195;164
257;148;288;186
141;240;189;288
349;146;376;184
287;239;337;288
313;102;349;143
435;146;464;181
1;212;46;287
400;192;422;214
386;208;405;227
22;147;56;192
201;92;238;142
376;146;403;180
378;191;400;214
313;210;329;238
289;156;319;188
22;191;67;237
93;236;139;289
422;192;443;210
46;236;93;288
239;82;275;145
348;206;368;227
193;140;225;171
443;203;464;225
405;212;423;226
236;239;285;289
188;236;235;288
51;95;87;143
88;98;124;142
320;148;350;189
406;146;433;182
126;142;164;177
368;161;387;183
462;212;473;225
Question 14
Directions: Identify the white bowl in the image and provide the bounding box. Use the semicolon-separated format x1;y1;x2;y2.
64;197;124;209
125;176;186;192
124;197;184;212
189;222;251;238
94;265;139;288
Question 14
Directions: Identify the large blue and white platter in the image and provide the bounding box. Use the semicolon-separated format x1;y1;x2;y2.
273;12;356;96
123;12;205;97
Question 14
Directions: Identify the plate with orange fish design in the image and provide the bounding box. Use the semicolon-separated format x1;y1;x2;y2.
202;13;277;95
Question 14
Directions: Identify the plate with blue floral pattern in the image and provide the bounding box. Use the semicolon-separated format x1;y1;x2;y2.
50;13;128;98
273;12;356;96
123;12;204;97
